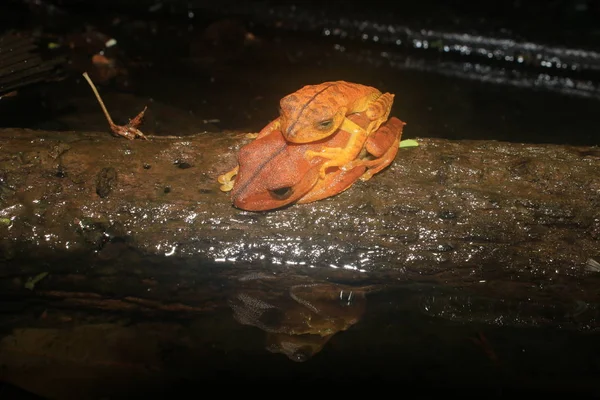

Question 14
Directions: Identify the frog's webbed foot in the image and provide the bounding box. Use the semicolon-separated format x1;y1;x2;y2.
217;165;239;192
341;137;400;182
305;147;349;178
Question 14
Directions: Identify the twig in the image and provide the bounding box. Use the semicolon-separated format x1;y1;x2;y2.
82;72;148;140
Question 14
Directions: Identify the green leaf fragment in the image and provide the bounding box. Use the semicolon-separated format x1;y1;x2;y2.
0;218;11;225
399;139;419;148
25;272;49;290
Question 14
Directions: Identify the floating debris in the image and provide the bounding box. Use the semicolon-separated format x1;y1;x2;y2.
24;272;49;290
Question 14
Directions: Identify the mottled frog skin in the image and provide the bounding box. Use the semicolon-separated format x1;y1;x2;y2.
218;112;404;211
248;81;395;178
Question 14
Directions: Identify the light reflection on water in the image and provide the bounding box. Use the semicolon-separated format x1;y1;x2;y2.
1;255;600;396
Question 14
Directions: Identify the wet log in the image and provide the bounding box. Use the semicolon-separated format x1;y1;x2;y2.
1;127;599;398
0;127;598;291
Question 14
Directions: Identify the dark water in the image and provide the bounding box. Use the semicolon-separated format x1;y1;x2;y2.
1;250;600;397
1;1;599;398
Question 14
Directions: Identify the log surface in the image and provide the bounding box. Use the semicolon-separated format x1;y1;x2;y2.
0;127;598;288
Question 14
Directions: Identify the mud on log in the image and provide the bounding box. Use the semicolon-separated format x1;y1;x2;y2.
0;128;598;291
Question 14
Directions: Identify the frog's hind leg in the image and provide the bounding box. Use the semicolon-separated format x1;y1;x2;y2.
218;165;239;192
365;92;394;134
360;136;400;181
341;136;400;182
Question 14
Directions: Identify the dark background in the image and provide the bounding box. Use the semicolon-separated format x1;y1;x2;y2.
1;0;599;142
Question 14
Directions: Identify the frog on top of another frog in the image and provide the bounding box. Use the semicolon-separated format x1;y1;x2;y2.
254;81;395;178
219;113;405;211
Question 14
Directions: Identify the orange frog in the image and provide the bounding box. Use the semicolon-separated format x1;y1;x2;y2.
218;113;405;211
245;81;395;178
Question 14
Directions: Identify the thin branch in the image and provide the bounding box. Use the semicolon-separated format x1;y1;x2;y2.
82;71;115;126
82;71;148;140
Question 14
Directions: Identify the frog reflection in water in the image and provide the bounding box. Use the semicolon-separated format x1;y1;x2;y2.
230;277;367;362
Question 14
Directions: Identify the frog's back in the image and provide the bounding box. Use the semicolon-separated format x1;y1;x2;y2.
280;81;380;121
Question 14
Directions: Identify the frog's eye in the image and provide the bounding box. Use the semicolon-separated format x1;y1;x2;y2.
317;119;334;130
268;186;293;200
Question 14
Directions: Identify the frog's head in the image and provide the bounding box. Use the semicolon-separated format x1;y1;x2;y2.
230;130;321;211
278;91;347;144
229;111;377;211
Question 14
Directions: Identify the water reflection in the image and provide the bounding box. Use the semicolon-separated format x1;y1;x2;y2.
230;272;367;361
2;249;600;397
419;291;600;331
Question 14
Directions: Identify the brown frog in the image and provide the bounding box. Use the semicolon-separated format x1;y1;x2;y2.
218;113;405;211
252;81;395;178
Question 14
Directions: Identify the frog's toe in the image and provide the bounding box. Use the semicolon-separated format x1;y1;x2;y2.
217;165;239;191
219;181;235;192
359;170;374;181
305;150;321;160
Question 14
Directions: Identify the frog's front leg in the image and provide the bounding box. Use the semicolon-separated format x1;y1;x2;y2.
218;165;239;192
305;117;369;178
241;118;282;141
304;147;343;159
341;117;403;181
354;136;400;182
254;118;281;140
